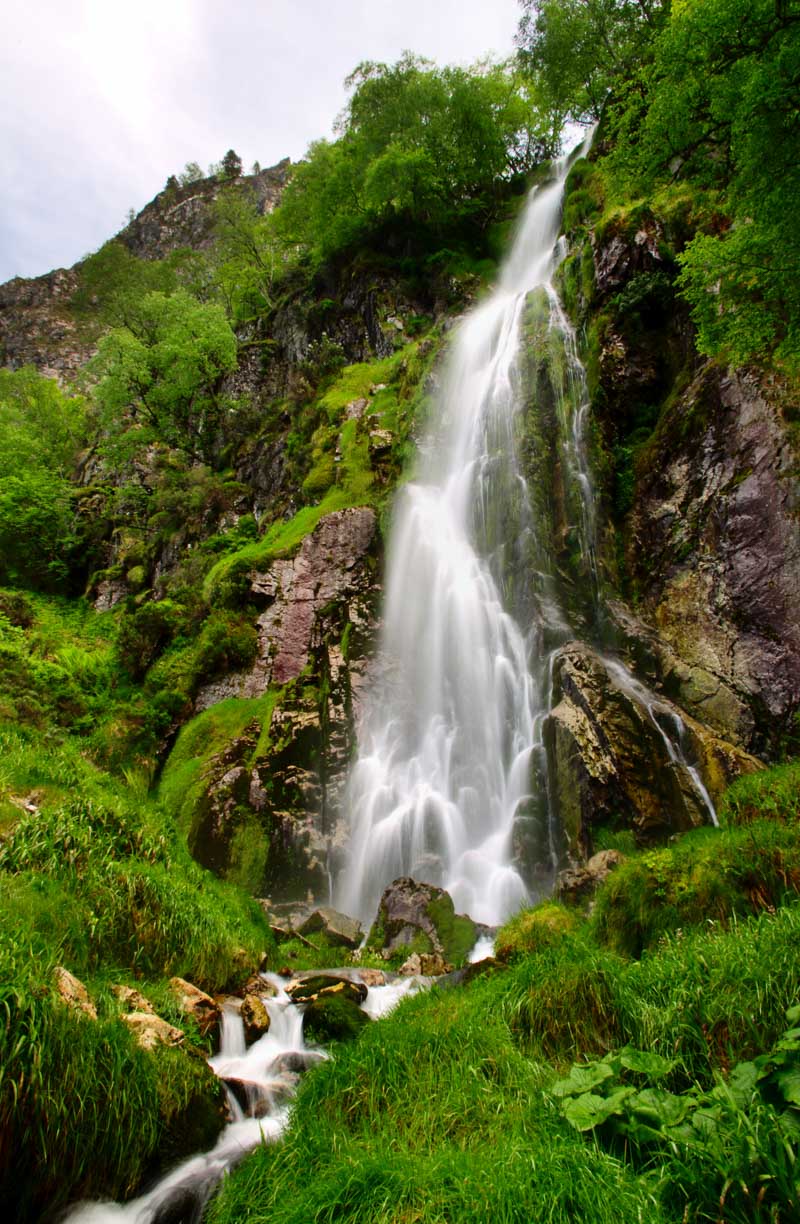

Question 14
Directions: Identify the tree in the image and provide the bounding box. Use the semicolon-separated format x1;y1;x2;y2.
274;55;559;265
90;289;238;464
607;0;800;369
178;161;204;186
208;185;285;322
221;149;243;179
0;368;87;590
516;0;668;124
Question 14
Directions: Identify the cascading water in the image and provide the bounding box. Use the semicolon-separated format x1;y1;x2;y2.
337;139;595;929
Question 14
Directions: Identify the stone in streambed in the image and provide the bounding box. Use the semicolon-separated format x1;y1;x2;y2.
367;877;477;968
241;993;270;1045
303;994;370;1044
286;974;368;1006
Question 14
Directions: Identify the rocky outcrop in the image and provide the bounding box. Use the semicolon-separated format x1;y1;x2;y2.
367;877;477;968
0;162;290;385
53;967;97;1019
169;977;220;1039
629;364;800;757
544;642;762;856
118;161;290;262
187;507;381;900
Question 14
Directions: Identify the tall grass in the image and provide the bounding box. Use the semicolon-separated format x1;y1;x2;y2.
209;980;665;1224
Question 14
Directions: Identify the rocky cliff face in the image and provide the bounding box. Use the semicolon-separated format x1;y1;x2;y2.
2;152;797;908
0;161;289;381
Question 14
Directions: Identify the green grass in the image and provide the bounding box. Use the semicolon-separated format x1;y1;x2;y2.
592;821;800;956
208;978;665;1224
0;715;274;1219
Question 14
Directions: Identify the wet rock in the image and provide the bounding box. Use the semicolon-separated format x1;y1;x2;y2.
169;977;220;1039
303;994;370;1043
54;966;97;1019
122;1012;184;1051
113;985;155;1014
241;994;270;1045
356;968;386;987
398;952;453;976
629;364;800;756
544;642;761;853
242;974;279;999
286;974;368;1006
556;850;626;905
271;1050;327;1075
298;906;363;949
367;877;477;967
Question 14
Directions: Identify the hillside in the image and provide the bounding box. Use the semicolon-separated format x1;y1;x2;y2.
1;7;800;1220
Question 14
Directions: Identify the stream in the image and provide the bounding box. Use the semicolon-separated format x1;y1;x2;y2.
61;971;424;1224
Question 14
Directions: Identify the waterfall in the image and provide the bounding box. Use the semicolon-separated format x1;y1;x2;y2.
337;138;594;929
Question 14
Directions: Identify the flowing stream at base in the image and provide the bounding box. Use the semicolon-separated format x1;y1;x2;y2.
62;973;422;1224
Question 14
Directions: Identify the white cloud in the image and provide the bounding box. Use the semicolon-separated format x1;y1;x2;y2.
0;0;521;282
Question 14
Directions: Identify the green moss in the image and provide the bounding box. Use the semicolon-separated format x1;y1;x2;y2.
495;900;578;963
592;821;800;957
425;894;476;968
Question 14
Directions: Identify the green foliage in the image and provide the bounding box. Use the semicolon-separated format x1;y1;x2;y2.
603;0;800;370
209;978;664;1224
495;899;578;962
592;822;800;956
516;0;668;126
90;288;238;463
208;184;289;323
551;1007;800;1222
275;55;558;267
0;368;88;590
70;240;186;329
721;760;800;828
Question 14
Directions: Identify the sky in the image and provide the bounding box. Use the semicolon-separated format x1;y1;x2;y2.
0;0;521;285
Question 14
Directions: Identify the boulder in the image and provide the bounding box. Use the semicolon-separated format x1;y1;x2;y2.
241;993;270;1045
122;1012;184;1051
286;974;368;1006
169;977;220;1039
398;952;453;977
303;994;370;1044
54;967;96;1020
356;968;386;988
298;906;363;949
367;877;477;967
112;984;154;1014
556;850;626;906
544;642;762;854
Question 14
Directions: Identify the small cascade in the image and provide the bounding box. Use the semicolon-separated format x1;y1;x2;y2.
603;659;718;826
60;973;423;1224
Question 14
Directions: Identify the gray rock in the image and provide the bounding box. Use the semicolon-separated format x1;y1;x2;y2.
298;906;363;949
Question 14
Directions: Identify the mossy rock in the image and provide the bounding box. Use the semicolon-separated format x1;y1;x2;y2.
495;902;579;963
302;994;369;1044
